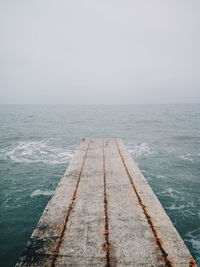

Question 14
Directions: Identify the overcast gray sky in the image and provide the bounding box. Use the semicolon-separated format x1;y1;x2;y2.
0;0;200;104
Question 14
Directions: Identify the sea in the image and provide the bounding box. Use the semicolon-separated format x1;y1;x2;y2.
0;104;199;267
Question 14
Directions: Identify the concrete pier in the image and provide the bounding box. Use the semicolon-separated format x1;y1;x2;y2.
16;139;197;267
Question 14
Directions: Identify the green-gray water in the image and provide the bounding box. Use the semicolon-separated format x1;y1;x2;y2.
0;105;200;266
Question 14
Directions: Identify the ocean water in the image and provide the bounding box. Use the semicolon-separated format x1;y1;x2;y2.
0;104;199;266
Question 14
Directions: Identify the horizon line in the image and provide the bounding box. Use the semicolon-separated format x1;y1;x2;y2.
0;103;200;106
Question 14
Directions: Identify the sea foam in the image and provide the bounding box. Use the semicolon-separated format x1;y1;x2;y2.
179;154;194;163
185;229;200;260
128;143;153;158
31;189;54;198
166;202;195;211
0;141;74;164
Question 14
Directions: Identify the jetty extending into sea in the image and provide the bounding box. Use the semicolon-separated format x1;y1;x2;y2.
16;138;197;266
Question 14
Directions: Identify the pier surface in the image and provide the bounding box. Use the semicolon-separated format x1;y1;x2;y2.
16;139;196;267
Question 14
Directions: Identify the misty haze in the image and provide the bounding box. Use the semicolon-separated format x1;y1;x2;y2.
0;0;200;104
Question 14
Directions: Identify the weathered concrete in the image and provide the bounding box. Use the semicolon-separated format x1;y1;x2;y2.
16;138;197;267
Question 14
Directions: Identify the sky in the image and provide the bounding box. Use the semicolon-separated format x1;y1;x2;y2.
0;0;200;104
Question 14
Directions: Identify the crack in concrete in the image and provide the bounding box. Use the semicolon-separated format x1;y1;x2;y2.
115;139;173;267
103;140;111;267
50;141;91;267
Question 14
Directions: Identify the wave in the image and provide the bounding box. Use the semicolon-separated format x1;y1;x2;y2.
185;229;200;258
155;174;165;179
189;238;200;251
157;187;185;200
31;189;54;198
128;143;154;158
165;201;195;211
159;187;180;196
0;141;74;164
178;154;194;163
